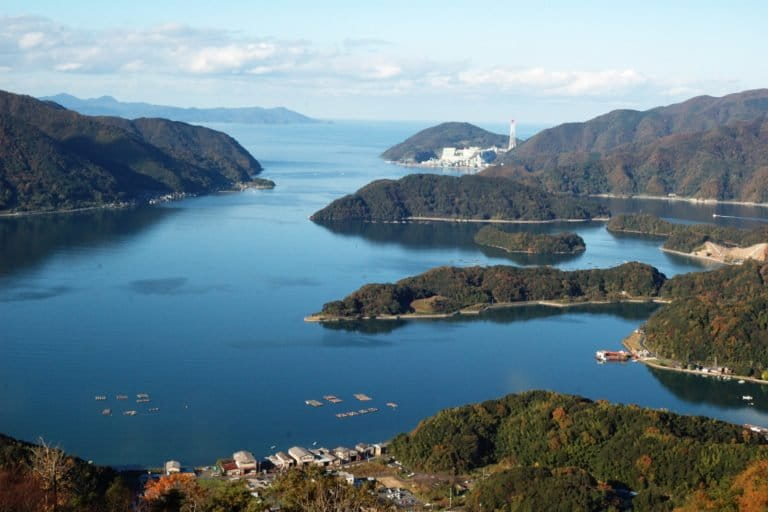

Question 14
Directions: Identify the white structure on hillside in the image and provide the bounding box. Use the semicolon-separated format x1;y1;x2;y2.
508;119;517;151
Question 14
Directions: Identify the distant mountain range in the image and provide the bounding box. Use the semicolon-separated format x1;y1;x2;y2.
381;122;510;163
41;93;320;124
0;90;264;213
484;89;768;203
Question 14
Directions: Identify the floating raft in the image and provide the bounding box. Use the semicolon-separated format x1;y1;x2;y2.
353;393;372;401
148;407;160;413
305;399;324;407
116;394;128;400
94;395;107;401
323;395;343;404
101;408;112;416
386;402;398;408
136;393;150;399
336;407;378;418
123;410;137;416
136;398;151;403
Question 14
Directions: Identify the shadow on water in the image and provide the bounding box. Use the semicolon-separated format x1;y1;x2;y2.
314;220;601;265
648;366;768;414
0;207;177;280
319;301;661;335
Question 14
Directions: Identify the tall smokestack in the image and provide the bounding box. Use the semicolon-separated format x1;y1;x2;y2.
508;119;517;151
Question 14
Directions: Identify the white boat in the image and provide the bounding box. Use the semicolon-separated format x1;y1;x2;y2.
742;395;754;401
738;380;746;384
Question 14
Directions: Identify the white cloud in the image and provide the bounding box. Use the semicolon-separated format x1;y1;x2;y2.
18;31;45;49
458;67;647;96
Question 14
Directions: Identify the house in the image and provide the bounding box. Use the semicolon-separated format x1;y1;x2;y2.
164;460;181;476
288;446;315;466
269;452;296;469
233;451;258;474
220;460;240;477
310;449;337;467
337;471;355;485
372;442;388;457
355;443;373;457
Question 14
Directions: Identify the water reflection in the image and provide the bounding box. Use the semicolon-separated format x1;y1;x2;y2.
649;366;768;414
0;207;176;279
320;302;661;334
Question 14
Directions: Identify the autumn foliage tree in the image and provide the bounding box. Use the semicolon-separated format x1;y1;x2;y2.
142;473;203;512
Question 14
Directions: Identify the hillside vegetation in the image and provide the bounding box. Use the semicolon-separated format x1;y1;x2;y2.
474;226;586;254
483;90;768;202
0;90;263;212
390;390;768;510
381;122;508;163
645;260;768;375
310;174;609;222
318;262;666;318
608;213;768;253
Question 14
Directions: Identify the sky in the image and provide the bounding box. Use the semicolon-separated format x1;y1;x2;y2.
0;0;766;123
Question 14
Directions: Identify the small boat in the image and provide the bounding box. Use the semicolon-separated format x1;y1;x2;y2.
101;408;112;416
94;395;107;401
743;395;754;401
386;402;398;408
136;393;150;399
148;407;159;413
738;380;746;384
123;410;138;416
136;398;151;403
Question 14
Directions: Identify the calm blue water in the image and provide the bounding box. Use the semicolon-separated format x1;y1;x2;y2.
2;120;768;467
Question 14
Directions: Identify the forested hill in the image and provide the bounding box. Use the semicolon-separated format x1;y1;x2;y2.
0;90;263;212
511;88;768;158
390;390;768;510
381;122;508;163
482;89;768;202
310;174;609;222
42;93;319;124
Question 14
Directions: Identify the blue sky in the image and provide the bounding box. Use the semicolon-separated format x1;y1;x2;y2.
1;1;766;123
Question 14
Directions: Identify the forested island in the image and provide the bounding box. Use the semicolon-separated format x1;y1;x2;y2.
381;122;508;164
608;213;768;262
482;89;768;203
310;174;609;222
0;90;265;213
390;390;768;511
311;262;666;319
474;226;586;254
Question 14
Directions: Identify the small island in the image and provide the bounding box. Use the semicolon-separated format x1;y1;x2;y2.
607;213;768;263
238;178;276;190
474;225;586;254
310;174;609;223
308;262;666;320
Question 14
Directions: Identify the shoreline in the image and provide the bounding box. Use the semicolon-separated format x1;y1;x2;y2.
406;216;609;224
591;193;768;209
305;297;669;323
660;247;731;265
476;241;585;255
622;331;768;386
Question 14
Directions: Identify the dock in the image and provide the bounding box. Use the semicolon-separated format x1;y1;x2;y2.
353;393;372;401
305;400;324;407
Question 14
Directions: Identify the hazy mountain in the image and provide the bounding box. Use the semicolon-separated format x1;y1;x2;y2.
41;93;320;124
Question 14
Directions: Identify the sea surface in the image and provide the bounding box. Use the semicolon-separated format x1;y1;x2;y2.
2;120;768;467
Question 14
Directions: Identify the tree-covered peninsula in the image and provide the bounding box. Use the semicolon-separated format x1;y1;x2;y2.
310;174;609;222
608;213;768;261
474;225;586;254
313;262;666;319
390;390;768;511
0;90;265;213
643;260;768;376
381;122;508;163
